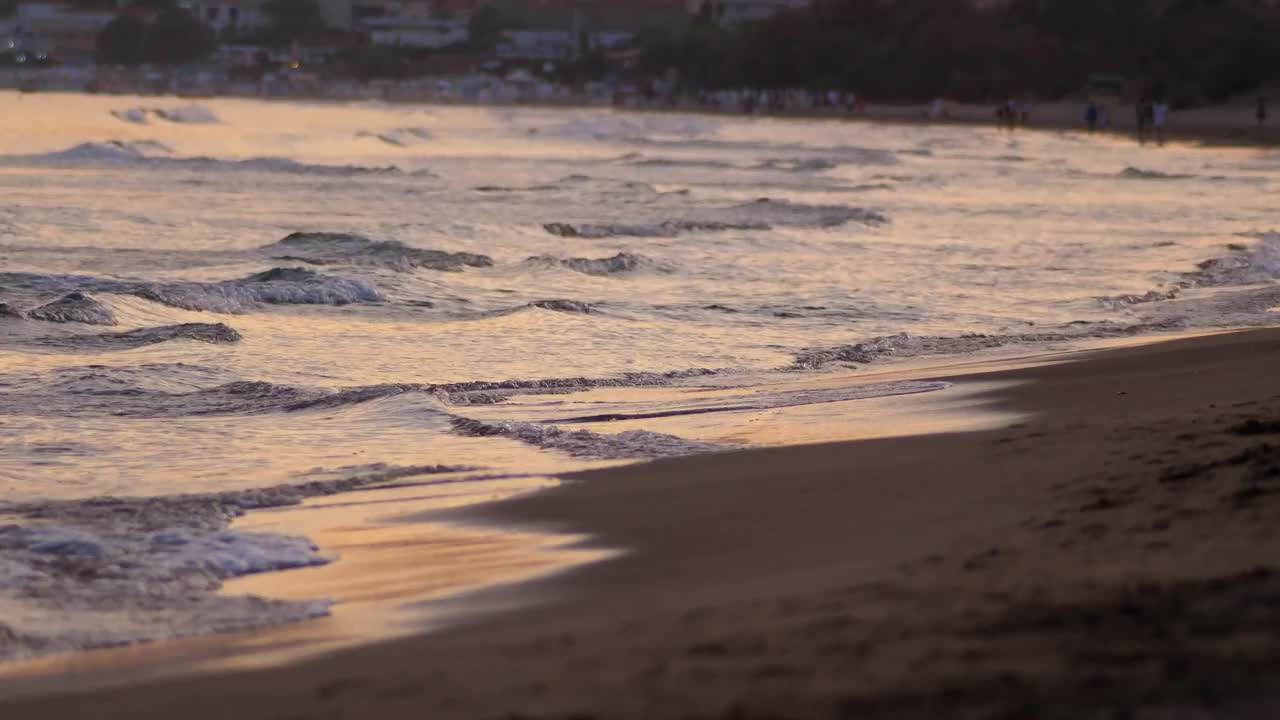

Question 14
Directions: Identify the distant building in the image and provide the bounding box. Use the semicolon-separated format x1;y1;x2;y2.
686;0;809;26
193;0;352;34
13;2;118;62
367;15;468;47
486;0;686;60
194;0;270;34
496;27;631;60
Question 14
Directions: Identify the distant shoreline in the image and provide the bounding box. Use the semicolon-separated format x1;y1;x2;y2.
5;79;1278;148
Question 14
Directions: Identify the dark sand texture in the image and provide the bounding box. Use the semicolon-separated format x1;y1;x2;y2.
6;328;1280;719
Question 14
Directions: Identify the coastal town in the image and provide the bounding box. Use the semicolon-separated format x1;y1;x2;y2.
0;0;809;100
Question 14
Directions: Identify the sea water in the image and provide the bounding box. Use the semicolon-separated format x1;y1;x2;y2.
1;92;1278;661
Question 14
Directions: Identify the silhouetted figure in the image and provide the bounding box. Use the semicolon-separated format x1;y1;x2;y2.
1085;101;1099;132
1153;100;1169;145
1259;97;1269;128
1136;97;1154;144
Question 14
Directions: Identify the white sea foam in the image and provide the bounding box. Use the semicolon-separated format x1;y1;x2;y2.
543;199;885;238
1;142;399;175
0;464;471;661
450;417;725;459
1183;233;1280;287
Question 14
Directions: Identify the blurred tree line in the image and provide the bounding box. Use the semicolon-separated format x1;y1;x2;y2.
95;0;215;66
639;0;1280;104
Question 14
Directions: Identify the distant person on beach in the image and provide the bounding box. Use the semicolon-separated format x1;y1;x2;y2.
1153;100;1169;145
1136;97;1154;144
1019;100;1032;126
1259;97;1269;127
996;99;1017;130
1085;101;1099;132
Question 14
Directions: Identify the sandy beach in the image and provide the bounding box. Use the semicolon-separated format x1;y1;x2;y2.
4;327;1280;719
834;99;1280;148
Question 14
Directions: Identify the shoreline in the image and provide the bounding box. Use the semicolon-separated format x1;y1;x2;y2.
6;86;1279;149
7;325;1280;718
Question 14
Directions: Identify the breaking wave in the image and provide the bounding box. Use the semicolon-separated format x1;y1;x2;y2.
30;323;243;351
524;299;596;314
1119;167;1197;181
21;292;117;325
621;156;739;170
0;463;469;662
790;321;1189;370
2;142;401;176
0;268;383;314
356;127;433;146
0;368;723;418
523;252;659;275
754;157;841;172
1180;233;1280;287
543;380;948;424
450;417;724;459
261;232;493;273
544;200;885;238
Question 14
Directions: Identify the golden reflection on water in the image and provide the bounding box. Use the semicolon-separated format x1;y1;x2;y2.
0;475;611;699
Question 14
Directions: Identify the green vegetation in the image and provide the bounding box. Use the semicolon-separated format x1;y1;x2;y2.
96;7;215;66
260;0;330;45
639;0;1280;103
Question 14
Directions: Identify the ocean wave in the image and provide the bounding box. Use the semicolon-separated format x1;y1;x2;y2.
158;104;222;124
1181;233;1280;287
1097;288;1181;309
1119;167;1197;180
725;198;888;227
526;299;596;314
2;142;400;176
110;107;149;124
261;232;493;273
0;264;382;315
356;127;433;146
449;417;724;459
427;368;720;406
754;157;841;172
0;367;724;418
31;323;243;351
621;156;739;170
633;138;899;167
543;200;884;239
32;140;175;163
791;321;1189;370
543;114;717;142
544;380;948;424
474;183;559;193
0;464;469;662
131;268;382;313
523;252;658;275
110;104;221;124
22;292;117;325
0;378;411;418
542;221;760;238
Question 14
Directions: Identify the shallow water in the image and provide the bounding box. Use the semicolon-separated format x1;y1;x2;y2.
1;92;1278;661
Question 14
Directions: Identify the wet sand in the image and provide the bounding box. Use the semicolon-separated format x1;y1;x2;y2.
7;327;1280;719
